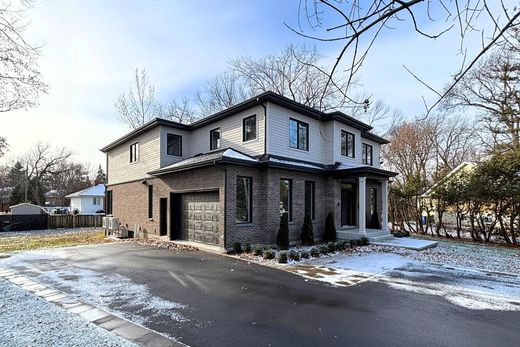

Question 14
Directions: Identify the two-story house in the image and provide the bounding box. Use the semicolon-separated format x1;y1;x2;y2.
101;91;397;248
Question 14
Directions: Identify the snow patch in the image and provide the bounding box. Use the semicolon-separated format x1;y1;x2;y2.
222;149;258;162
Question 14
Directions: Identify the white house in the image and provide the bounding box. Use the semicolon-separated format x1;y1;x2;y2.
9;202;48;215
66;184;105;214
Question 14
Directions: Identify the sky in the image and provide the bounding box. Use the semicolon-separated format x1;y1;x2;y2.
0;0;507;169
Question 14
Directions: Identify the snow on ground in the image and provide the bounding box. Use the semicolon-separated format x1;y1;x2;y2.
0;278;137;347
0;227;101;238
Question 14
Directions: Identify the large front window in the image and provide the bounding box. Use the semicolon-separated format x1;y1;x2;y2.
236;176;252;223
280;179;292;221
167;134;182;156
362;143;373;165
243;115;256;142
210;128;220;150
305;181;315;220
341;130;355;158
289;118;308;151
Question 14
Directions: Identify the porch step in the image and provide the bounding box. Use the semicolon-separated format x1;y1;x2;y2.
336;229;393;242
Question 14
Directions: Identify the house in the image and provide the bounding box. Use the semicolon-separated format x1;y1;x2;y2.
9;202;48;215
101;91;397;249
65;184;105;214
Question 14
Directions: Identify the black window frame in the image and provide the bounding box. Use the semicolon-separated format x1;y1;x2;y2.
236;176;253;224
289;118;309;151
304;181;315;220
362;143;373;166
106;190;113;215
242;115;257;142
147;185;153;219
280;178;293;221
210;127;221;150
341;130;355;158
129;142;139;163
166;133;182;157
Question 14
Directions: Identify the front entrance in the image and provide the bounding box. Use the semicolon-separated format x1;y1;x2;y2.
159;198;168;236
341;183;357;226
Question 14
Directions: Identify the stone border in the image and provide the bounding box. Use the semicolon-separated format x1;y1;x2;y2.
0;267;185;347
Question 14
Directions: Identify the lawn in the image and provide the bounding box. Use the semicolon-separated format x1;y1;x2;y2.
0;230;108;253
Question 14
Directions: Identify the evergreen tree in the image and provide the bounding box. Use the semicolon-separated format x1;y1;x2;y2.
323;211;336;242
276;213;289;250
94;165;107;185
300;213;314;245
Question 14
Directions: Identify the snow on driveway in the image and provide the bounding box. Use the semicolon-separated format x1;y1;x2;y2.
291;252;520;311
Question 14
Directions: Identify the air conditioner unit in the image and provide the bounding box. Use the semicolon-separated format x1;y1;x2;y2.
102;217;109;229
109;217;119;230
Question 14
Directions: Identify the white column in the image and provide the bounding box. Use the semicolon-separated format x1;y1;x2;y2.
382;180;389;232
358;176;366;234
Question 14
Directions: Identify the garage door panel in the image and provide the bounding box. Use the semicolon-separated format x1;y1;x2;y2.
182;192;220;246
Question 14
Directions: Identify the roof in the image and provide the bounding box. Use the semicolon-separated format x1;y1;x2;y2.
9;202;47;212
422;162;476;197
101;91;389;152
65;184;105;198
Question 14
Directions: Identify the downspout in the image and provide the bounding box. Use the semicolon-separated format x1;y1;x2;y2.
213;161;227;249
260;102;267;156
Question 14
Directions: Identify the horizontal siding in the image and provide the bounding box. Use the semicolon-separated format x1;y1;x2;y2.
333;121;363;166
159;126;191;167
107;126;161;185
361;138;381;168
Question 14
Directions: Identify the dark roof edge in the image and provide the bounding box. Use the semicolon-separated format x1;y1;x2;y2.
148;157;258;176
335;166;398;177
328;112;372;131
361;131;390;144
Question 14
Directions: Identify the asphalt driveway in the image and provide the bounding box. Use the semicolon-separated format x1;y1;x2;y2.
1;243;519;347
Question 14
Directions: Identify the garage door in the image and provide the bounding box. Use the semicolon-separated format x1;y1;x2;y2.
182;192;220;245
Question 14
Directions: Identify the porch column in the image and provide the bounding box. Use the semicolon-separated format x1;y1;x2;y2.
358;176;366;234
382;179;389;232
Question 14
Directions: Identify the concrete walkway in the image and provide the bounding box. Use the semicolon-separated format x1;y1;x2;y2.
371;237;438;250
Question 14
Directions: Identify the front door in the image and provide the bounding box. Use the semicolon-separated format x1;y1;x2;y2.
159;198;168;236
341;183;356;226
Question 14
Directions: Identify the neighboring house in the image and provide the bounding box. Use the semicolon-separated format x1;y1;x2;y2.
44;189;62;206
101;91;397;248
65;184;105;214
9;202;48;215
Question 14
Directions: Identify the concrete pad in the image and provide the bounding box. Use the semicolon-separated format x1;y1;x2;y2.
45;293;69;302
135;332;181;347
97;317;129;331
112;322;150;340
34;288;59;297
79;308;111;322
68;304;93;314
25;284;47;292
371;237;438;250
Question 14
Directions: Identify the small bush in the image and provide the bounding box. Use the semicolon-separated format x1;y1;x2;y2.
300;251;310;259
244;243;252;253
226;248;235;255
263;249;275;260
300;213;314;246
318;244;330;255
349;239;358;247
327;242;336;253
277;213;290;250
252;245;264;256
278;251;288;263
232;242;242;254
310;247;320;258
360;237;369;246
334;241;348;251
288;250;300;261
323;211;336;243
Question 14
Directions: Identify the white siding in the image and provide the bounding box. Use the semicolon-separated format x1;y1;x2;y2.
107;126;161;185
322;121;334;165
159;126;191;167
361;138;381;168
190;105;265;157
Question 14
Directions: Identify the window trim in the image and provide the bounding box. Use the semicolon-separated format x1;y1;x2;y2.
242;115;257;142
166;133;182;157
147;185;153;219
341;130;355;158
288;118;309;151
129;142;139;163
210;127;221;150
280;178;293;221
362;143;373;166
304;180;316;220
236;176;253;224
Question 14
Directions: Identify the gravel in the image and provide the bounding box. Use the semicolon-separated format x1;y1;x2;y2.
0;227;101;238
0;278;137;347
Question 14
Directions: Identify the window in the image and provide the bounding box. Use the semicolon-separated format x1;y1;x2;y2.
147;185;153;219
106;190;113;215
289;118;309;151
210;128;220;150
243;115;256;142
129;142;139;163
362;143;373;165
370;188;377;215
236;176;252;223
305;181;315;220
341;130;355;158
93;197;101;205
280;179;292;221
167;134;182;156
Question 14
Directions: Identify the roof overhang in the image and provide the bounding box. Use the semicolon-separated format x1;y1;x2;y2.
333;166;398;179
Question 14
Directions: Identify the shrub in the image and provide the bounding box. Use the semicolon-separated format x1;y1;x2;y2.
263;249;275;260
252;245;264;256
226;248;235;255
244;243;252;253
360;237;369;246
300;251;310;259
277;213;290;250
349;239;358;247
327;242;336;253
278;251;288;263
232;242;242;254
300;213;314;246
310;247;320;258
288;250;300;261
334;241;348;251
322;211;336;243
318;244;330;255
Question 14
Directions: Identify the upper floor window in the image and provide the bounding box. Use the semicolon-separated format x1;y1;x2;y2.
236;176;252;223
93;197;101;205
362;143;373;166
341;130;355;158
130;142;139;163
289;118;308;151
243;115;256;142
167;134;182;156
210;128;220;150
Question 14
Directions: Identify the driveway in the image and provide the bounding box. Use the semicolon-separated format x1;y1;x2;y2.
1;242;519;347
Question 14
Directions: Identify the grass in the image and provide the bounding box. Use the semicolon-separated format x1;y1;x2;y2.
0;231;108;253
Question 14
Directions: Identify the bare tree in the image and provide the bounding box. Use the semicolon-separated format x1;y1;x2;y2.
291;1;520;113
0;136;7;157
0;0;48;112
195;71;250;116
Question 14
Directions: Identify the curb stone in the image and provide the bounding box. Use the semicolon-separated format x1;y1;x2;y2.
0;267;186;347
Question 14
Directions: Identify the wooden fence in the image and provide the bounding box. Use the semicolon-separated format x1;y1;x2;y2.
48;214;104;229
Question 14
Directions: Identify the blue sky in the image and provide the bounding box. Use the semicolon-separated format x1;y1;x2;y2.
0;0;499;169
